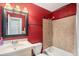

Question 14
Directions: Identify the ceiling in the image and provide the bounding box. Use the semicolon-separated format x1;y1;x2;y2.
34;3;69;12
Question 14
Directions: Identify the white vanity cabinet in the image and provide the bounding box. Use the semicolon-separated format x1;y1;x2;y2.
0;39;32;56
0;39;42;56
0;45;32;56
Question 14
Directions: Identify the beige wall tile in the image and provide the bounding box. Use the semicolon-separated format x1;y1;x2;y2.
52;15;76;53
43;19;53;49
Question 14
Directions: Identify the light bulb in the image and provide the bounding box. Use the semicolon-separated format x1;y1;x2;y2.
14;5;21;11
4;3;13;10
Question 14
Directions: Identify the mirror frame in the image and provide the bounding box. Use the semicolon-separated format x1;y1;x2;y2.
2;8;28;38
0;6;2;37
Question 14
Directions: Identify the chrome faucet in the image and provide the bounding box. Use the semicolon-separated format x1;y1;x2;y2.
11;40;18;46
11;40;18;50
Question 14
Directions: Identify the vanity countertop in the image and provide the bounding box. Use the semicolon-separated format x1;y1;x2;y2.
0;39;42;55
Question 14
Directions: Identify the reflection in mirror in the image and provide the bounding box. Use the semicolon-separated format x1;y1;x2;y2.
8;15;23;35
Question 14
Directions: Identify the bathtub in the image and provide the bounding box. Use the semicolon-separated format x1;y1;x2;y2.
38;46;73;56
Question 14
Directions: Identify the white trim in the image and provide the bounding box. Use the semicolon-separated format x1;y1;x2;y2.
76;3;79;56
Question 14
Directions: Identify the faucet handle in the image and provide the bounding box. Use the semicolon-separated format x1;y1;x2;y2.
11;40;18;44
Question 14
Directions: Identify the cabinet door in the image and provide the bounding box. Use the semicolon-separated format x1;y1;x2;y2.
43;19;53;49
16;47;32;56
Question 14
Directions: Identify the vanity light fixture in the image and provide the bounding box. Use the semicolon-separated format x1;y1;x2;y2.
4;4;28;13
4;3;13;10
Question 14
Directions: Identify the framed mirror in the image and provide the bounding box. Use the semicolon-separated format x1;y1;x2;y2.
2;8;28;37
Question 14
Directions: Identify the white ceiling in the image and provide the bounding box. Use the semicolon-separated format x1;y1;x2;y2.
34;3;69;12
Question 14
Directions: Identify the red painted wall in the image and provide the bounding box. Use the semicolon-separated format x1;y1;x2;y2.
0;3;51;43
1;3;76;44
44;3;76;20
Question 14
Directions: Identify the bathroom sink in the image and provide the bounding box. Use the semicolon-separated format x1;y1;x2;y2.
0;39;33;55
0;42;31;55
0;44;14;55
12;41;32;50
